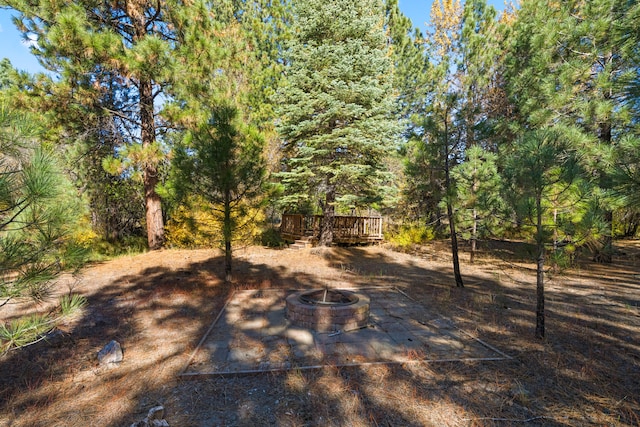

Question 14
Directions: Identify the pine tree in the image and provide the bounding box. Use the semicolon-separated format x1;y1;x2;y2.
450;146;505;263
276;0;399;246
0;98;86;352
0;59;15;89
169;105;265;282
607;1;640;213
504;0;640;262
0;0;193;249
504;128;580;338
384;0;429;121
163;3;267;282
419;0;465;287
458;0;501;150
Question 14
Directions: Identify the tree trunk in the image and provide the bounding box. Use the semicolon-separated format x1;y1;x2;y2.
319;177;335;246
140;78;165;250
443;110;463;288
224;188;232;283
133;8;164;250
594;210;613;263
535;195;545;339
448;201;464;288
470;207;477;264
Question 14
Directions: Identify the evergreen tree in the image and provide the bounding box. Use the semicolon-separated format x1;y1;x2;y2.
418;0;465;287
169;105;265;282
450;145;505;263
607;1;640;218
207;0;292;177
384;0;429;121
0;99;86;352
0;58;15;89
504;0;640;262
458;0;500;150
276;0;399;246
0;0;192;249
223;0;292;126
163;3;267;282
504;128;580;338
382;0;430;222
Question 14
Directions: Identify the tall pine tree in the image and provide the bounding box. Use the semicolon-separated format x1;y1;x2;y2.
422;0;465;287
504;128;580;338
1;0;193;249
164;5;267;282
276;0;399;246
450;145;505;263
504;0;640;262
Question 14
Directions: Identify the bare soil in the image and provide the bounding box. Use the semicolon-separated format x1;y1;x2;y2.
1;240;639;426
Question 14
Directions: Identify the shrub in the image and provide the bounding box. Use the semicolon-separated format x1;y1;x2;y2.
386;222;435;250
165;197;265;249
260;227;285;248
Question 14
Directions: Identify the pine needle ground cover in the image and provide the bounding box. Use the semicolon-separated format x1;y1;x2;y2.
1;243;639;426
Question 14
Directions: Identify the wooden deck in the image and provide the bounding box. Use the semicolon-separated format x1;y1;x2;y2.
280;214;383;244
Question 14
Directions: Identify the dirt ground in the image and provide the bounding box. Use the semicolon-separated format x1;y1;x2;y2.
1;240;639;426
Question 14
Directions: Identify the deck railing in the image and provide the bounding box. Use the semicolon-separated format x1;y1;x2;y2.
280;214;383;243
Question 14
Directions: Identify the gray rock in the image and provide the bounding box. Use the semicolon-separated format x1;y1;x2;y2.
97;340;123;364
129;406;169;427
147;406;164;420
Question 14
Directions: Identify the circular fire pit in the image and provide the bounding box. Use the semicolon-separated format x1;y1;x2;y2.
286;289;370;332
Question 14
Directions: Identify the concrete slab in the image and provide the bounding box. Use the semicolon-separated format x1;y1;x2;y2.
181;288;510;376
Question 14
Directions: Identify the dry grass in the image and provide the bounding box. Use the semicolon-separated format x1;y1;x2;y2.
1;241;639;426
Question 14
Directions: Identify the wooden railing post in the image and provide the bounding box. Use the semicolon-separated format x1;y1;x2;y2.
281;213;383;243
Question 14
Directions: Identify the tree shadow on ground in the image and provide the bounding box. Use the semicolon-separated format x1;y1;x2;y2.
1;242;639;426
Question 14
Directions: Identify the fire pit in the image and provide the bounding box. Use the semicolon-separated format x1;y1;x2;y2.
286;289;370;332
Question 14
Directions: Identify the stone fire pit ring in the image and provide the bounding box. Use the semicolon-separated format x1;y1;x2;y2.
286;289;370;332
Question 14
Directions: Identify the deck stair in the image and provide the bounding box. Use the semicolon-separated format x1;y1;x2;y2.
289;237;314;250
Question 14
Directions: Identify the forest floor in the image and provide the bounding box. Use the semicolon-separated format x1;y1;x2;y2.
1;239;639;426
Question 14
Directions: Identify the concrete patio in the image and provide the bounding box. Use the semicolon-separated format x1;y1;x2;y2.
181;287;510;377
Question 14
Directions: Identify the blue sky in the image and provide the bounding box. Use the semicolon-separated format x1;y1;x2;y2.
0;10;43;73
0;1;505;74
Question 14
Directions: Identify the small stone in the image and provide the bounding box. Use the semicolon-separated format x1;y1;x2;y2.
97;340;123;364
128;406;169;427
147;406;164;420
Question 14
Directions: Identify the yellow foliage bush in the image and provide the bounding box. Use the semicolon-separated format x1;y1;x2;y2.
385;222;435;250
166;198;265;249
72;227;100;248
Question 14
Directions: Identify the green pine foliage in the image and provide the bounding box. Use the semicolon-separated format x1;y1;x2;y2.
162;7;268;282
0;100;87;353
168;104;266;282
0;59;16;90
449;146;506;241
504;128;581;338
503;0;640;262
1;0;192;249
384;0;430;121
276;0;400;245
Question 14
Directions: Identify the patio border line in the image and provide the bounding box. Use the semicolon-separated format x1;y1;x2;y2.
180;290;236;376
456;328;513;360
394;286;513;360
178;356;510;379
